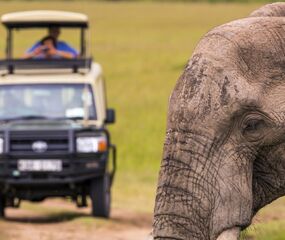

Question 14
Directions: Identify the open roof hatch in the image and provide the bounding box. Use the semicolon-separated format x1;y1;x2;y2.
0;10;91;74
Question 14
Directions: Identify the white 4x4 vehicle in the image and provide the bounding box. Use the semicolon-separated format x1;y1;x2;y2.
0;11;116;218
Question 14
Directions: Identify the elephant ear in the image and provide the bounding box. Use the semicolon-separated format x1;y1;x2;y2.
249;2;285;17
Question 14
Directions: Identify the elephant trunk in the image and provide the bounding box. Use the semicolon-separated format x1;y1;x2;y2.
153;129;253;240
153;130;219;239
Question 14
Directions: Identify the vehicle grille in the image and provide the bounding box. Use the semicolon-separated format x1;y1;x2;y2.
9;131;70;154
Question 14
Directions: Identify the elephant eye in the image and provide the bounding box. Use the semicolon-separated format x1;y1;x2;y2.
242;118;266;140
244;119;264;132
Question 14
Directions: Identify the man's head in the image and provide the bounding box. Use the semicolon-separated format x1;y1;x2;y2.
40;36;56;49
48;27;61;39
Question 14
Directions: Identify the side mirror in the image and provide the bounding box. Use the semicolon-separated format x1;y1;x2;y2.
105;109;115;124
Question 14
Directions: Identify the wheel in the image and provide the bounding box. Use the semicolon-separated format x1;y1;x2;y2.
0;194;6;218
90;174;111;218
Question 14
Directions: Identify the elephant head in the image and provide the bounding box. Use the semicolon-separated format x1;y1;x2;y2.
153;3;285;240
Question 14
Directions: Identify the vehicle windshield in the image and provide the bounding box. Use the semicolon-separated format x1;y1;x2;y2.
0;84;96;121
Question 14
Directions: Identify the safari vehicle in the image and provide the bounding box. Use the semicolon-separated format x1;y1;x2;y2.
0;11;116;218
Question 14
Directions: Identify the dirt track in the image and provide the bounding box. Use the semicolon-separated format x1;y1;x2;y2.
0;199;152;240
1;197;283;240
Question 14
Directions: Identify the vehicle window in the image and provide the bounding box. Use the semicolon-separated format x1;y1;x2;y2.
0;83;96;120
12;28;80;59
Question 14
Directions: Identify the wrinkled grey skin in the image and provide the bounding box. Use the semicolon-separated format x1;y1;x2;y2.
153;3;285;240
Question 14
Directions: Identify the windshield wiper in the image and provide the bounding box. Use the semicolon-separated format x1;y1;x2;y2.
0;116;86;122
51;117;83;121
1;115;50;122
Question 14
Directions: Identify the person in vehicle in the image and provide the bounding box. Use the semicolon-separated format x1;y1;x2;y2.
23;27;78;59
24;35;75;59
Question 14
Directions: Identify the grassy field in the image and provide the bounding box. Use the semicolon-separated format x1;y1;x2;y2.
0;1;284;239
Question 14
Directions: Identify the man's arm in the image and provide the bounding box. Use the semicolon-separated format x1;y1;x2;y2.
26;42;41;53
23;45;43;59
47;47;74;59
57;41;79;58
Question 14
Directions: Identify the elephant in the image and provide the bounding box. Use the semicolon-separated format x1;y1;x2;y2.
153;2;285;240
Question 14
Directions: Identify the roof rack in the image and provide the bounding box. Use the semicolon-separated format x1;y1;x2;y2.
0;58;92;74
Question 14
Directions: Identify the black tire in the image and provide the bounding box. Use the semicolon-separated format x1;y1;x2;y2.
0;194;6;218
90;174;111;218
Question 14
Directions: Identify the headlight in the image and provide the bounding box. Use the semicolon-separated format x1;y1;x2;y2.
76;136;107;153
0;138;3;154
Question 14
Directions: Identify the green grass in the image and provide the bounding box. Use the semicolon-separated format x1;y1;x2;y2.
244;221;285;240
241;197;285;239
0;1;283;239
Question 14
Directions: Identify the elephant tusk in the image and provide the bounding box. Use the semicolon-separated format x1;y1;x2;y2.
217;227;240;240
146;233;154;240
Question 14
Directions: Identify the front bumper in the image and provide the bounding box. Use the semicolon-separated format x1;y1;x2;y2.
0;147;116;188
0;145;116;200
0;128;117;199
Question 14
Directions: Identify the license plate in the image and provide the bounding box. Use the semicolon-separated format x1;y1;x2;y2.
18;160;62;172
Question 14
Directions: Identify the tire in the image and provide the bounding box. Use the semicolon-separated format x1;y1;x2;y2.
90;174;111;218
0;194;6;218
